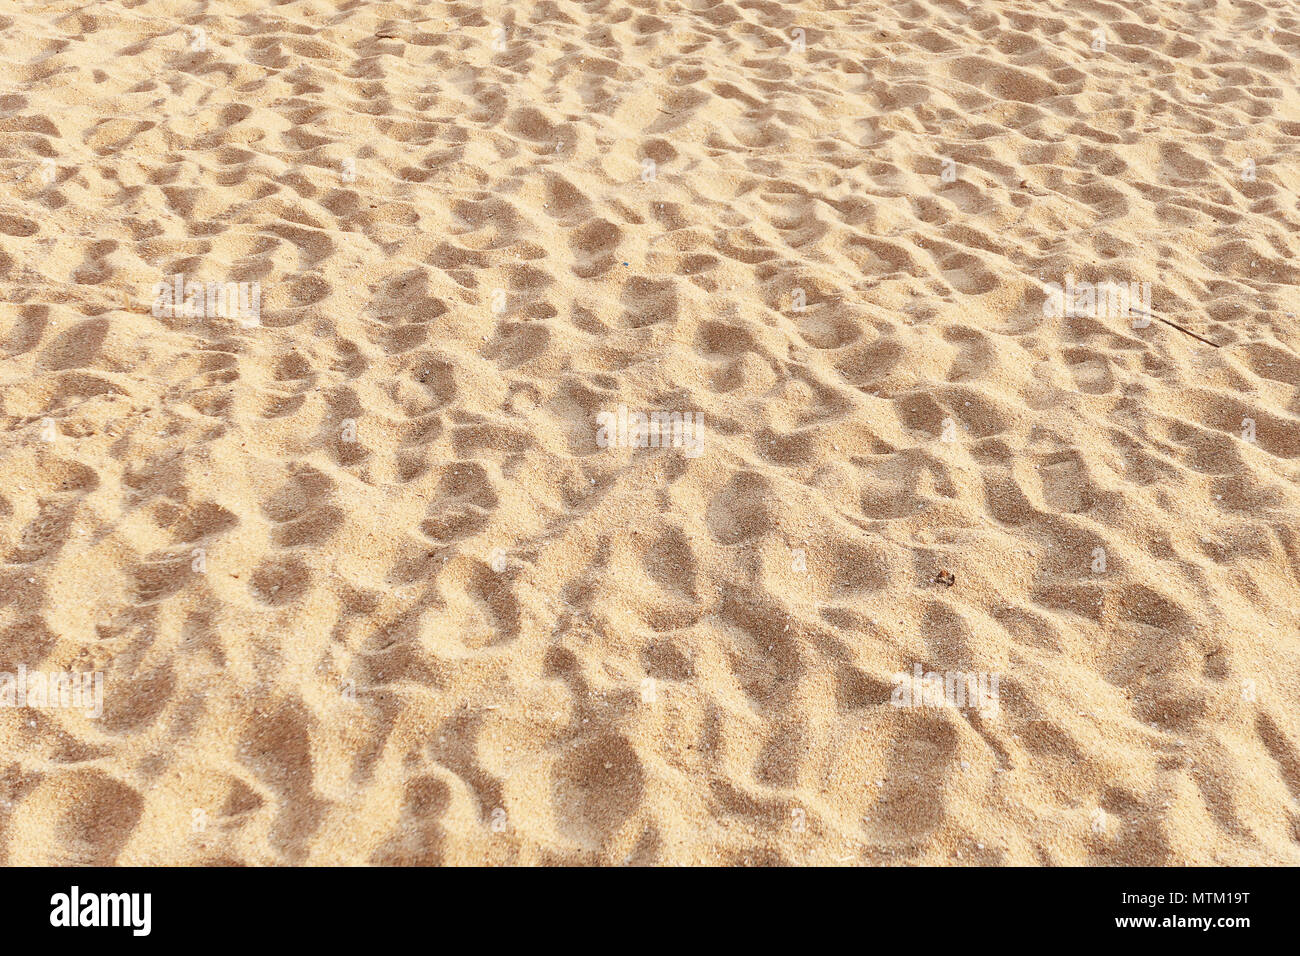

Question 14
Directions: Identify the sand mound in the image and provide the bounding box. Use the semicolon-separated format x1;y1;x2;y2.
1;0;1299;864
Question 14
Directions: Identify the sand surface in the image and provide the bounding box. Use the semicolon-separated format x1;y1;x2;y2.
2;0;1299;865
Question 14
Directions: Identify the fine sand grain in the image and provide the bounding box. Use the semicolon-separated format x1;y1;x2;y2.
1;0;1299;865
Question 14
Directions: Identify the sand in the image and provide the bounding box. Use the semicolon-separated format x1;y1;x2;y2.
1;0;1299;866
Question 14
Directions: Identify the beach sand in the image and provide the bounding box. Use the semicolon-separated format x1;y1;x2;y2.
1;0;1299;865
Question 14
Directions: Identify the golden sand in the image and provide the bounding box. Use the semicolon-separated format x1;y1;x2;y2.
1;0;1299;865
